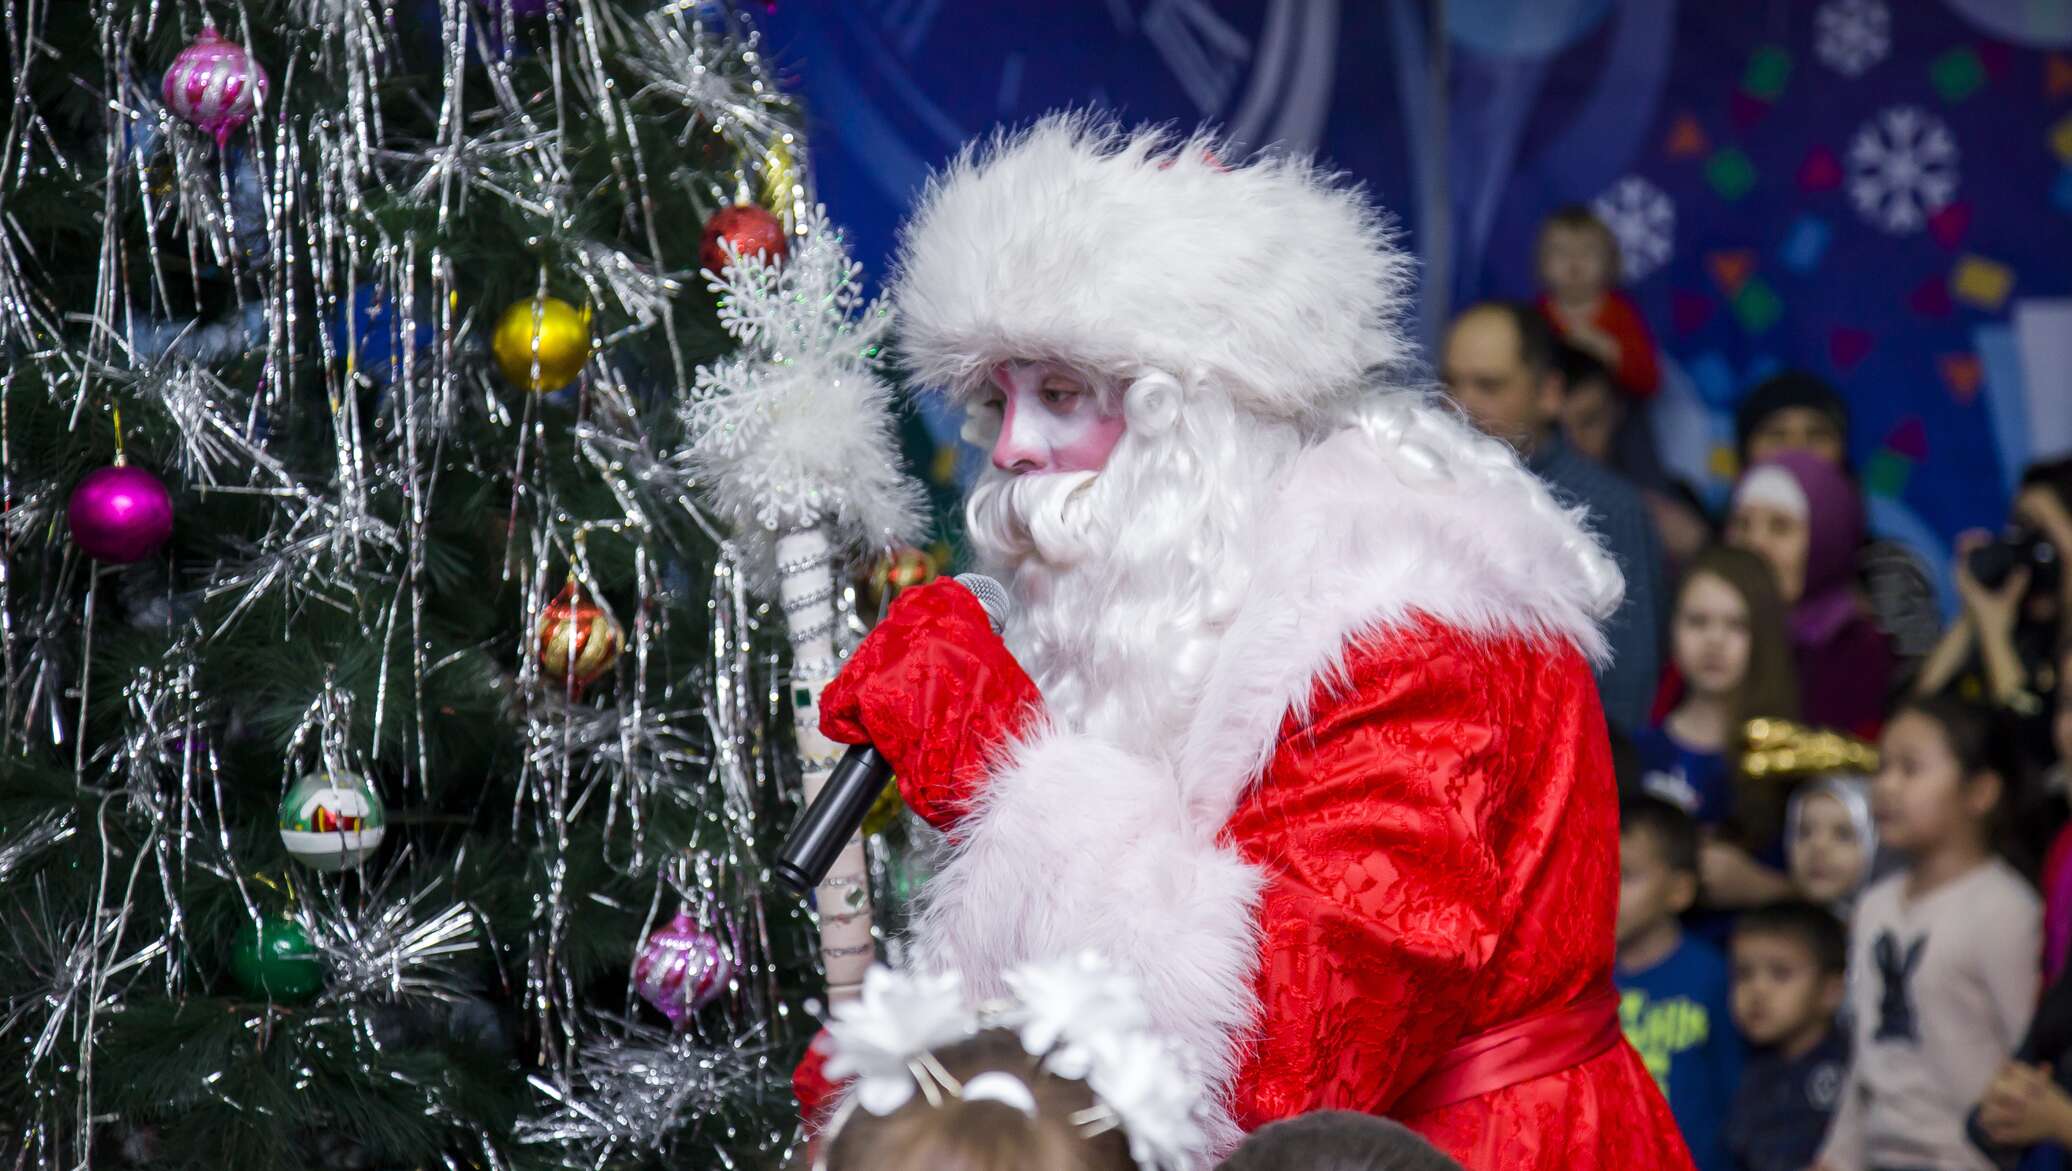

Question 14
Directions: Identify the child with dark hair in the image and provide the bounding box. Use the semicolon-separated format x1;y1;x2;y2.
1217;1111;1464;1171
1815;697;2041;1171
1619;795;1742;1171
1724;901;1850;1171
1535;205;1660;399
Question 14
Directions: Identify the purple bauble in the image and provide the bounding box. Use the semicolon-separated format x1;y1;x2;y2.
161;27;269;148
632;912;732;1026
67;464;174;564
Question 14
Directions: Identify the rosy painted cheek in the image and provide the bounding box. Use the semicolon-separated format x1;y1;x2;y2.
985;364;1126;474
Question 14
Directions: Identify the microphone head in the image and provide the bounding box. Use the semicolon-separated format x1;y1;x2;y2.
953;573;1012;634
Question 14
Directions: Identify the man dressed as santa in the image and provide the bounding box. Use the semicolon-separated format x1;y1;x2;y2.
801;117;1694;1170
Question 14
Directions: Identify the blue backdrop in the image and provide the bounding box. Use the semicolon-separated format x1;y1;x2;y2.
760;0;2072;591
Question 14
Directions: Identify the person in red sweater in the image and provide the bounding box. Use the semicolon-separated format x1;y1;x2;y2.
1535;205;1660;400
793;116;1695;1170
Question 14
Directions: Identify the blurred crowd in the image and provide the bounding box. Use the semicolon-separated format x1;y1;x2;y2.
1438;207;2072;1171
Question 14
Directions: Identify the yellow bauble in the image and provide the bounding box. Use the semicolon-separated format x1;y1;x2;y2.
493;296;591;393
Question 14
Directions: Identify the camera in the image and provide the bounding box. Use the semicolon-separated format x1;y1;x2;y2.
1968;524;2062;594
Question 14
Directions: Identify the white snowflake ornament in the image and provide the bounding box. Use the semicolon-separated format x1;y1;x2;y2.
821;967;975;1115
1848;105;1959;234
1816;0;1890;78
1592;175;1676;284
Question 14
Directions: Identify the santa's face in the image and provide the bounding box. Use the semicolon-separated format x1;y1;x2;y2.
979;361;1126;475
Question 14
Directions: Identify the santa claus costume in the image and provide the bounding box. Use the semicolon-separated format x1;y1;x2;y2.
800;117;1695;1170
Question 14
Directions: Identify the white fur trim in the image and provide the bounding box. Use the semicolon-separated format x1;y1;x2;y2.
907;728;1260;1155
910;395;1620;1146
889;114;1415;424
1177;395;1623;812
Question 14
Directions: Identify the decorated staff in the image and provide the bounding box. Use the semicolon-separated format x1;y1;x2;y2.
684;205;922;1003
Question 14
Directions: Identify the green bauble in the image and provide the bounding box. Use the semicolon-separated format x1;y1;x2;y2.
230;917;323;1003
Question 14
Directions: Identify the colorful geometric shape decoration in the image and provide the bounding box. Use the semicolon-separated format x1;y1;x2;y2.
1862;449;1913;499
1939;353;1984;403
1707;148;1759;200
930;444;959;485
1731;90;1773;131
2049;54;2072;100
1708;249;1757;295
1976;40;2011;82
1672;289;1716;335
1930;46;1987;102
1780;216;1832;272
1690;351;1739;407
1927;200;1973;249
1909;273;1954;318
1828;327;1875;372
1733;277;1784;334
1745;45;1793;100
1667;113;1709;159
2053;114;2072;164
1951;254;2015;311
1797;145;1844;193
1709;444;1741;482
1747;353;1783;383
1885;416;1930;461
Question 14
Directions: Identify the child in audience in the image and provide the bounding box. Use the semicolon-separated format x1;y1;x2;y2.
1815;697;2041;1171
1724;900;1850;1171
1788;776;1879;917
1618;795;1743;1171
1639;546;1801;909
1217;1111;1464;1171
1535;205;1660;399
824;1027;1136;1171
1728;452;1897;738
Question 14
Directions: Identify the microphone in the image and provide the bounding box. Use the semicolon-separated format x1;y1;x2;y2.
774;574;1011;895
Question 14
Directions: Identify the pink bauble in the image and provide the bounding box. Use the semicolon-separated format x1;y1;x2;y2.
67;464;174;564
632;912;732;1026
161;27;269;147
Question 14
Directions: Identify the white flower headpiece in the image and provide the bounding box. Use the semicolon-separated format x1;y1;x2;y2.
815;953;1211;1171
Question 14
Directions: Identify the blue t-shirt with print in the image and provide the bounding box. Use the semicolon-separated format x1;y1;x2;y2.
1619;934;1742;1171
1634;724;1732;829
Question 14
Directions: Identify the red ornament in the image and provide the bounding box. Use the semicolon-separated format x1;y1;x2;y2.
537;580;622;696
699;204;789;274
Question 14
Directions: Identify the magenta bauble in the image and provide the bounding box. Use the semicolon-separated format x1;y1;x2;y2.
632;912;731;1026
161;27;269;147
67;464;174;564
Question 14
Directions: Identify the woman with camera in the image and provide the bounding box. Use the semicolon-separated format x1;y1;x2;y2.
1915;459;2072;874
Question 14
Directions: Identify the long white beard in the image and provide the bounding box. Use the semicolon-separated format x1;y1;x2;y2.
964;376;1302;759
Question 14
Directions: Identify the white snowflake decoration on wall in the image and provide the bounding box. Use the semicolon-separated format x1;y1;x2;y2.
1816;0;1890;78
1592;175;1676;283
1847;105;1958;234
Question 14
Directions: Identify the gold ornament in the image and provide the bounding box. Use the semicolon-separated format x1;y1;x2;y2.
492;296;591;393
1740;718;1879;780
537;580;622;697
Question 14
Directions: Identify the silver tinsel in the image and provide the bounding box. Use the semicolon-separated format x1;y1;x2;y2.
1;0;830;1165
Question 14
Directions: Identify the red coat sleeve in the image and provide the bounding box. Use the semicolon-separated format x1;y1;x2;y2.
1227;624;1513;1124
1598;292;1660;399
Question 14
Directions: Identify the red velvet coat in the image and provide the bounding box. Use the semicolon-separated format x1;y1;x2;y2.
805;415;1696;1170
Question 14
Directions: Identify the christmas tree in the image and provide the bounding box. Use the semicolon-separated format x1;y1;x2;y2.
0;2;920;1167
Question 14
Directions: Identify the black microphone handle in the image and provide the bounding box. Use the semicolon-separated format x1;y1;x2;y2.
774;743;893;895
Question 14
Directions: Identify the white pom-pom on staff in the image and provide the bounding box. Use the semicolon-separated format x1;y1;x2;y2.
683;206;923;1003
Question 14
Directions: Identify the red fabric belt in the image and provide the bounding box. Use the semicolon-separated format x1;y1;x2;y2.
1390;979;1624;1118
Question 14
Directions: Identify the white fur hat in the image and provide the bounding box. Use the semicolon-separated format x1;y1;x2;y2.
888;114;1416;422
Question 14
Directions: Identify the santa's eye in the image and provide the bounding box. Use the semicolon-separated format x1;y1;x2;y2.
1038;378;1086;408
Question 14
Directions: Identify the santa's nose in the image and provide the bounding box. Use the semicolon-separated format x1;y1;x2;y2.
990;400;1048;473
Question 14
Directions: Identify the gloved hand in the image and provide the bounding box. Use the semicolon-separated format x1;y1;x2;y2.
819;578;1042;835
